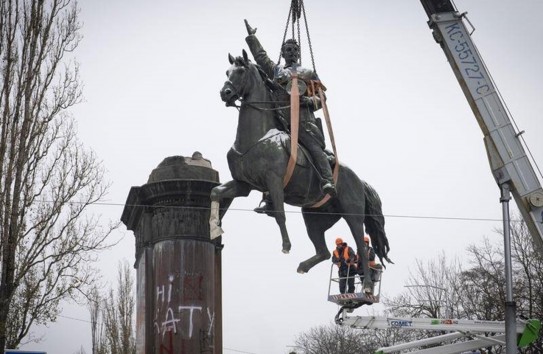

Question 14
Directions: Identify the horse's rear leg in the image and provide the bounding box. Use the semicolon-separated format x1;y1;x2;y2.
297;208;340;273
343;213;374;293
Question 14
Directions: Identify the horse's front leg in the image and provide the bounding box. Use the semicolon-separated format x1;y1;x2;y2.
267;177;291;254
210;180;252;239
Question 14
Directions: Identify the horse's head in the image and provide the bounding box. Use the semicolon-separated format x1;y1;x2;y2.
220;49;261;106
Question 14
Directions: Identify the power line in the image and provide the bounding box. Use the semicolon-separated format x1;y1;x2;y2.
223;348;257;354
57;314;91;323
38;199;515;224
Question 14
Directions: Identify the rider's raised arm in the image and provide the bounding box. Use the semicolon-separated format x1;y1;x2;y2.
244;20;276;79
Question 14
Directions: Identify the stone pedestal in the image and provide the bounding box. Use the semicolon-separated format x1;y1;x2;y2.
121;153;222;354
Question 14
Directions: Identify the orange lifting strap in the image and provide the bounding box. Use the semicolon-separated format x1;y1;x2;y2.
282;74;299;186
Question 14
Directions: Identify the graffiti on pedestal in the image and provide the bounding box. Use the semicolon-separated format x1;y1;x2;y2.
154;273;215;353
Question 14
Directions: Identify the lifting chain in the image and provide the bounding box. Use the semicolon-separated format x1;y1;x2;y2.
278;0;318;75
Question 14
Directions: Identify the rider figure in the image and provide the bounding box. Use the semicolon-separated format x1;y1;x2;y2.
244;20;336;215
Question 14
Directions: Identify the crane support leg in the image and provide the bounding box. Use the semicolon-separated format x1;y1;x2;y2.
501;183;518;353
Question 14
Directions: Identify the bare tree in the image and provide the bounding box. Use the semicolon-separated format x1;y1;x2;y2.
380;254;465;351
510;220;543;322
0;0;116;350
73;346;88;354
504;220;542;352
384;252;462;319
293;322;376;354
384;220;542;353
383;248;510;353
458;221;543;353
292;321;417;354
92;261;135;354
460;238;507;321
88;286;102;354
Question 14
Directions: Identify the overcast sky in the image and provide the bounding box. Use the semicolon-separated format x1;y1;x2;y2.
22;0;543;353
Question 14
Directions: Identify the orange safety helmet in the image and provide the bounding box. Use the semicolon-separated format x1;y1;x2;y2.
335;237;343;245
364;235;370;244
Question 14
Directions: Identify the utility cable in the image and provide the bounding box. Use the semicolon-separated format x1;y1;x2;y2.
77;201;520;222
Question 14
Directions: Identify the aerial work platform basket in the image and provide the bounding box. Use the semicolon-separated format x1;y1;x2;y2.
327;263;383;307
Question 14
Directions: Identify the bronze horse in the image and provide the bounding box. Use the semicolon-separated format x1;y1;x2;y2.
210;50;391;290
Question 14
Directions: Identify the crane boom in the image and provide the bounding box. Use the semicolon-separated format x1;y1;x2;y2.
420;0;543;252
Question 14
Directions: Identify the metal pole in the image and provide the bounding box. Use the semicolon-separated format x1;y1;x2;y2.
500;183;517;353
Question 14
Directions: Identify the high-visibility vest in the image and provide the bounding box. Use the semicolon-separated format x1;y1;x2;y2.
333;247;350;260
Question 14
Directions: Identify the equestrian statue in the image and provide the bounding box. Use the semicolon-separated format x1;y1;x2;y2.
209;19;392;293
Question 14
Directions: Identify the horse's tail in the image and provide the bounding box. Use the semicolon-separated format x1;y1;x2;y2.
363;180;393;266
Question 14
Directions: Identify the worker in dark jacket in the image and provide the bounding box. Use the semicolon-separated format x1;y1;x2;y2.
357;235;376;282
357;235;381;294
332;237;357;294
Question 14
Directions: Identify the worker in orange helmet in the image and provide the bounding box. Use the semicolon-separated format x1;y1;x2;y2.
331;237;357;293
357;234;380;293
